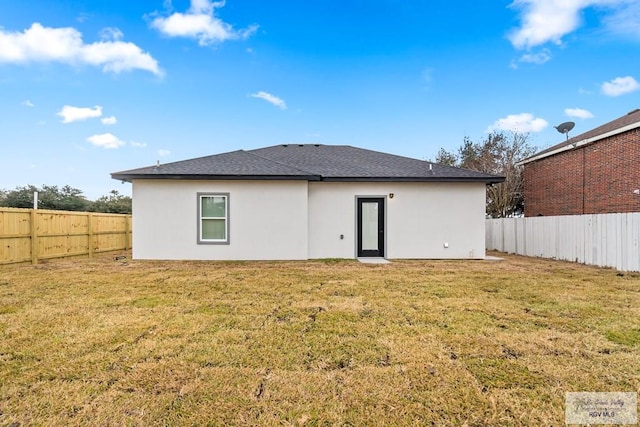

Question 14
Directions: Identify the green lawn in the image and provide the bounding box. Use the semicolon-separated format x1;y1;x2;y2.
0;253;638;426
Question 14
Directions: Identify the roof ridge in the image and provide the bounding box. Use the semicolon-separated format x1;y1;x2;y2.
246;147;321;176
172;149;246;165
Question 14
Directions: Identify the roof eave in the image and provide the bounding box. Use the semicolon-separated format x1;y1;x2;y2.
518;119;640;165
111;174;505;185
320;176;505;184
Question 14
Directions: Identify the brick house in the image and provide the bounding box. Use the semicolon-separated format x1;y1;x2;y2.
520;108;640;216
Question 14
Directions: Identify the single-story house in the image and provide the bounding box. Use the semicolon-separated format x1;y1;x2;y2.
112;144;503;260
520;108;640;216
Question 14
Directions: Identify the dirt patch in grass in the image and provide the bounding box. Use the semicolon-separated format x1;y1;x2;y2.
0;253;639;425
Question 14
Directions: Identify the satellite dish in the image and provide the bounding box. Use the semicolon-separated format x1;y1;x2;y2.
554;121;575;141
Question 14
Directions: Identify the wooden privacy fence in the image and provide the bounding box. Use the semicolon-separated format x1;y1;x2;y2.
486;213;640;272
0;207;132;266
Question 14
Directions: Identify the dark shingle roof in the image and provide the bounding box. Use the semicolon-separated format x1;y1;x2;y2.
111;150;315;180
112;144;504;184
522;108;640;164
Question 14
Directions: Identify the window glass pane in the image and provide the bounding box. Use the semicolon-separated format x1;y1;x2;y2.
202;219;226;240
202;196;226;218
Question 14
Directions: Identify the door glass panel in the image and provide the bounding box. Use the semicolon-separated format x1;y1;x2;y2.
362;202;378;251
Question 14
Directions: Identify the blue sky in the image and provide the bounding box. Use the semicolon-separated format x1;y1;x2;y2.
1;0;639;199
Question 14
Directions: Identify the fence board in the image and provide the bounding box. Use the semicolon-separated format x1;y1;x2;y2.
486;213;640;272
0;208;131;266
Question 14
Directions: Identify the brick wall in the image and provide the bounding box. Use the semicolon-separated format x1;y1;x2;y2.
524;128;640;216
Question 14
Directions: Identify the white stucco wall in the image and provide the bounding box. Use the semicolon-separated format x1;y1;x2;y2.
132;180;308;260
132;179;487;260
307;182;487;259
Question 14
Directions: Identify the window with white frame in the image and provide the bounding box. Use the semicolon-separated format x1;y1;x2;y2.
198;193;229;244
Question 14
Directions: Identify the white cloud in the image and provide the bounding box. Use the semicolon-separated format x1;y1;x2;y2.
101;116;117;125
87;133;125;149
508;0;585;49
131;141;148;148
519;49;552;64
0;23;162;76
507;0;632;49
487;113;549;133
99;27;124;41
150;0;258;46
601;1;640;39
21;100;34;107
601;76;640;96
565;107;594;119
158;149;171;157
250;91;287;109
57;105;102;123
76;13;91;24
191;0;217;14
162;0;174;11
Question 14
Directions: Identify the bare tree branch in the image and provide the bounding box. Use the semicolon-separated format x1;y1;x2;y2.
435;131;536;218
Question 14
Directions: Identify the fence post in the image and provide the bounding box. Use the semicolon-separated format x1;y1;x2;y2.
124;216;130;251
30;209;38;265
88;213;94;259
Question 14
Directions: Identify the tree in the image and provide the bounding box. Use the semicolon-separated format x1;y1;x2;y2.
42;185;89;211
0;185;132;214
1;185;40;208
91;190;132;214
435;148;457;167
435;131;537;218
0;185;89;211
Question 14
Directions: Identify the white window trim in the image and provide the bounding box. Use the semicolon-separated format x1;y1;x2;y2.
197;193;230;245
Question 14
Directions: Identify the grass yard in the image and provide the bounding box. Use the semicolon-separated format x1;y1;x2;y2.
0;253;639;426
